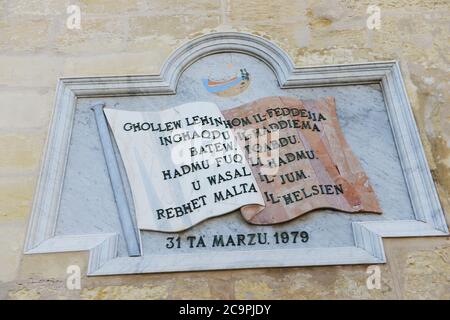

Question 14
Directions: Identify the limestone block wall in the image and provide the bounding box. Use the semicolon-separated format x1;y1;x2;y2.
0;0;448;299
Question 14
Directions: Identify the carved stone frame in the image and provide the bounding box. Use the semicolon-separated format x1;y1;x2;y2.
24;32;448;275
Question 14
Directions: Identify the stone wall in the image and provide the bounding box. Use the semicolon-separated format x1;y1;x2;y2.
0;0;448;299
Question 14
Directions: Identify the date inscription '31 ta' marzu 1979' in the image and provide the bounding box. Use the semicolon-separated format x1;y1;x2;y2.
165;231;309;249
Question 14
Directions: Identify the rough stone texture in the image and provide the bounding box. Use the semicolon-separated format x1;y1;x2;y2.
0;220;27;283
0;133;46;173
383;238;450;299
0;0;449;299
0;177;36;219
0;89;53;131
80;284;170;300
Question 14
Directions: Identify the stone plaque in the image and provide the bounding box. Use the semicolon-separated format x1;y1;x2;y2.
24;33;448;275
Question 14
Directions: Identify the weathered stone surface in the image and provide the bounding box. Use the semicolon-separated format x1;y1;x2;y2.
18;251;88;280
0;17;50;52
0;220;26;282
6;278;74;300
405;246;450;300
0;177;36;220
235;277;274;299
171;278;212;299
206;275;235;300
79;0;142;15
80;284;169;300
403;247;450;299
0;133;46;174
0;55;63;87
384;238;450;299
232;265;396;299
6;0;67;16
144;0;221;13
53;17;128;54
128;15;220;40
63;52;165;76
0;90;53;131
8;288;41;300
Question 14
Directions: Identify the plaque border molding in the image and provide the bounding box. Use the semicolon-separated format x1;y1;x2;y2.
23;32;449;275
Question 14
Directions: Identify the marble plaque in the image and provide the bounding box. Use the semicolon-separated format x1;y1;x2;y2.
24;33;448;275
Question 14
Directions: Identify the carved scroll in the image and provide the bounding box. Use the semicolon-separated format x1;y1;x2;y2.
223;96;382;225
